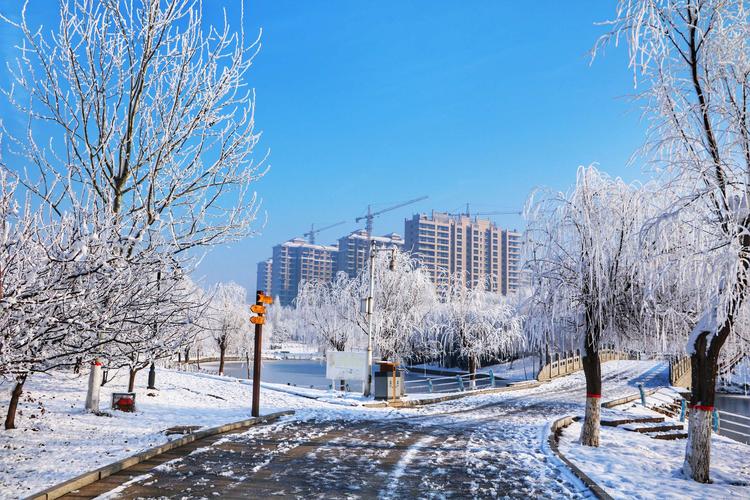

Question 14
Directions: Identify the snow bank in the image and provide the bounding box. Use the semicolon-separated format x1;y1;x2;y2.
559;403;750;498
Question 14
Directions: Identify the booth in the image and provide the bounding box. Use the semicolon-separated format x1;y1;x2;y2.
374;361;404;401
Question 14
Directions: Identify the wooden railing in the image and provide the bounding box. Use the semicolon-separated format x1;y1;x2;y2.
536;348;634;382
668;351;745;389
668;356;692;388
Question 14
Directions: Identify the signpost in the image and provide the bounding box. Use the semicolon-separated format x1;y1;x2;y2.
250;290;273;417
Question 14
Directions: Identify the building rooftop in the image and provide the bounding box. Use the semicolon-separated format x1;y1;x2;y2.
343;229;403;243
279;238;338;251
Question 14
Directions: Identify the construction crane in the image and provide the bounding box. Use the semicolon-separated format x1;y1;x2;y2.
303;220;346;244
356;195;428;239
448;203;521;218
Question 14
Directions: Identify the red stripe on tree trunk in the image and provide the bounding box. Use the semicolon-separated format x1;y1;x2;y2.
586;394;601;398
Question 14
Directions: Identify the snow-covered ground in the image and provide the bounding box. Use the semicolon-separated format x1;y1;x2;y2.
3;359;728;499
559;390;750;499
0;368;385;497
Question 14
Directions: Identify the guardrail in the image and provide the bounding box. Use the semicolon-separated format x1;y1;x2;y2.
632;386;750;446
183;356;244;365
537;348;633;382
716;409;750;445
403;370;501;394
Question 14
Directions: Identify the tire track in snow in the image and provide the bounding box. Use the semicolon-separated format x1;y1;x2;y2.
379;435;437;499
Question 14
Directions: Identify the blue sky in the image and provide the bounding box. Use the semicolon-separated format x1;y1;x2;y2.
1;1;647;293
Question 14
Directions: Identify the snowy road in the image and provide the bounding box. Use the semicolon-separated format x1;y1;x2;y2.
67;360;667;499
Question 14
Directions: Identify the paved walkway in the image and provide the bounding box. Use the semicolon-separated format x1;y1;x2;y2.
63;361;665;499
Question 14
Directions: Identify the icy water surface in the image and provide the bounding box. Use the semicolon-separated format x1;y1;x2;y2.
204;359;450;392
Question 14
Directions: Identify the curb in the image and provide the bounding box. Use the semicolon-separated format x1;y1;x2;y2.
362;380;541;408
547;415;614;500
602;387;659;409
547;387;666;500
26;410;294;500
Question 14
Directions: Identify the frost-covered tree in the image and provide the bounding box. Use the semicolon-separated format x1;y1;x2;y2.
101;269;205;391
525;166;649;447
296;274;360;353
451;283;523;380
0;186;161;427
207;282;249;375
358;250;437;363
423;277;523;382
266;304;297;349
1;0;265;254
601;0;750;481
0;0;267;413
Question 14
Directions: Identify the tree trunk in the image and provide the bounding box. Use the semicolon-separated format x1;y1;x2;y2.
219;345;226;375
101;369;109;386
4;374;27;430
339;379;346;391
684;405;713;483
539;349;544;374
580;341;602;447
468;357;477;389
684;331;718;483
73;357;83;374
128;368;138;393
184;347;190;363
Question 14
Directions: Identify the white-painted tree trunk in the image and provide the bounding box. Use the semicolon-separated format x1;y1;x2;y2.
85;361;103;411
684;408;712;483
579;396;601;447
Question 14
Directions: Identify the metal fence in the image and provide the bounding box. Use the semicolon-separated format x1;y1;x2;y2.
640;387;750;446
403;370;502;394
717;410;750;445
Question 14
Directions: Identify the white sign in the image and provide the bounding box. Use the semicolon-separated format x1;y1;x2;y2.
326;351;368;381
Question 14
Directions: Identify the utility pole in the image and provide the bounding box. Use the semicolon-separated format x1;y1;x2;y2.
363;242;397;398
250;291;272;417
364;241;376;397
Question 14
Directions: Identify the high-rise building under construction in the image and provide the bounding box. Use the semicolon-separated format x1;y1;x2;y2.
403;211;520;295
268;238;338;306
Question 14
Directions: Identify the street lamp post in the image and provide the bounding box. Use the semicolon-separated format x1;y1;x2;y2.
364;242;376;397
363;241;396;398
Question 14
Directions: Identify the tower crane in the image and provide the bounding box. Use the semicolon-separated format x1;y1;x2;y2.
356;195;428;239
303;220;346;244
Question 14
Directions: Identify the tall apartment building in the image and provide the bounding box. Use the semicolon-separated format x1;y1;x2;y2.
503;230;522;294
404;211;521;295
336;229;404;278
270;238;338;306
256;258;273;295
